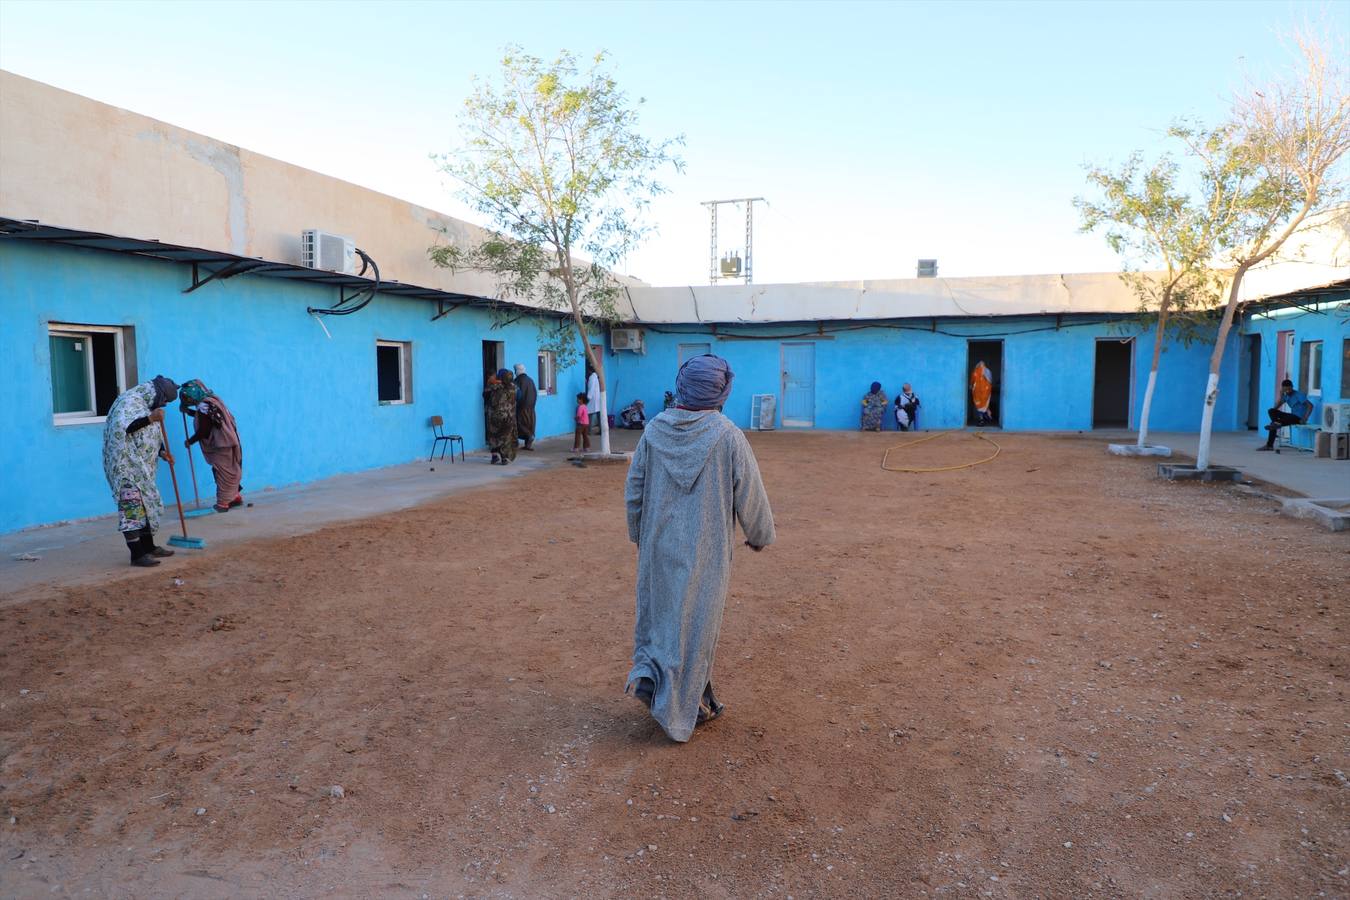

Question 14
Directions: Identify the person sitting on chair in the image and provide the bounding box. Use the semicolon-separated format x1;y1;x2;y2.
1257;379;1313;451
619;399;647;430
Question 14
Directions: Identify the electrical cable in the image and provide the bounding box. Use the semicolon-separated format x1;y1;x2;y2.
307;248;381;316
880;429;1002;473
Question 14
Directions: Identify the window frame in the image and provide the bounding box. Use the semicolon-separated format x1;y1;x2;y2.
1300;339;1323;397
376;339;412;405
537;349;557;395
678;342;713;367
48;323;128;426
1341;338;1350;399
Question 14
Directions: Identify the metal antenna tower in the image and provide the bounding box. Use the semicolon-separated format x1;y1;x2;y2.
702;197;765;285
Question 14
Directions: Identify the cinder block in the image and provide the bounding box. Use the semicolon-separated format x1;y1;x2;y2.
1108;443;1172;457
1157;464;1242;482
1281;497;1350;532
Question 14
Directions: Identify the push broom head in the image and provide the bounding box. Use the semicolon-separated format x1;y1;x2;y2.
169;534;207;550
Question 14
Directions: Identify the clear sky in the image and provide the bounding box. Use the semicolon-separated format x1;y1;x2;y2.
0;0;1343;286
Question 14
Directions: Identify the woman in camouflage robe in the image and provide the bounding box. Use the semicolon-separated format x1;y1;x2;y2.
483;369;518;465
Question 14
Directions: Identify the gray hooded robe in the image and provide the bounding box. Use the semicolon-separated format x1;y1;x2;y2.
624;407;776;741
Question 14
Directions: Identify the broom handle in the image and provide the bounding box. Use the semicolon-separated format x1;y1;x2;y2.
158;419;190;539
181;409;202;508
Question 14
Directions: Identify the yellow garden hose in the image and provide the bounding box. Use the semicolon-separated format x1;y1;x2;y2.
880;430;1002;473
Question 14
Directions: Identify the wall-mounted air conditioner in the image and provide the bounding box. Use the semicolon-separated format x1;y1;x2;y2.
1321;402;1350;434
611;328;645;353
301;229;358;274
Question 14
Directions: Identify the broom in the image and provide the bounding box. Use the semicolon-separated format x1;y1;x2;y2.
181;409;215;518
159;419;206;550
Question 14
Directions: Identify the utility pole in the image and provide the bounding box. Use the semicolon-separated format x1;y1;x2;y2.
701;197;765;285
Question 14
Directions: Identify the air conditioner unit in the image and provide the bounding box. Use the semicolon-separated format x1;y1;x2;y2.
1321;402;1350;434
610;328;645;353
301;229;358;274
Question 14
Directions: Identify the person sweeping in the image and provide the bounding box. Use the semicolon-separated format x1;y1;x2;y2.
624;354;776;742
102;376;179;567
180;379;244;512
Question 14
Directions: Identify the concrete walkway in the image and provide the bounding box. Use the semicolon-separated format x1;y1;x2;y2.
0;430;641;602
1148;430;1350;498
6;426;1342;602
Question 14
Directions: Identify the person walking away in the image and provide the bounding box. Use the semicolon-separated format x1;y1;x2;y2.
102;376;179;567
513;362;538;451
971;362;995;426
483;370;518;465
180;379;243;512
572;392;591;452
586;364;602;435
895;383;921;431
860;381;888;431
1257;379;1314;450
624;354;775;742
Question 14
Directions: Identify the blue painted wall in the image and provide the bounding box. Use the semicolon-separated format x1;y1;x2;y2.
1238;292;1350;428
1;242;589;533
605;318;1242;434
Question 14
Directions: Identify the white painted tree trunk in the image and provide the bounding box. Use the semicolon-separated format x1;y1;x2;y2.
598;389;611;456
1137;369;1158;448
1195;372;1221;469
1195;267;1248;471
1138;292;1171;449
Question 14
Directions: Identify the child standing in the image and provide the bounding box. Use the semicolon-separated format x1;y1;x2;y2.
573;391;591;452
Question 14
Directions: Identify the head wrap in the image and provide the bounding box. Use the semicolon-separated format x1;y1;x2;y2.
514;363;527;375
870;381;882;394
675;354;734;410
496;368;511;381
179;379;213;406
150;375;179;409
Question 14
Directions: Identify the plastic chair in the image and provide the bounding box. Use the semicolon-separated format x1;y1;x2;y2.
429;416;464;462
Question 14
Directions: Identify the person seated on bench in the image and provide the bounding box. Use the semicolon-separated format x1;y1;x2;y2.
618;399;647;430
1257;379;1313;451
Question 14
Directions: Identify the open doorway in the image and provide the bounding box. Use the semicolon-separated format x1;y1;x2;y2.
482;340;505;437
1241;334;1261;430
482;340;505;382
966;340;1002;427
1092;338;1133;429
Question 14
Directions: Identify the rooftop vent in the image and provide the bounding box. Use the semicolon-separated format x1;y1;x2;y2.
917;259;938;278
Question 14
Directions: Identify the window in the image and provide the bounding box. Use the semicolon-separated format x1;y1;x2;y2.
537;349;557;395
376;340;412;404
48;323;133;425
1341;338;1350;398
1299;340;1323;397
678;342;712;366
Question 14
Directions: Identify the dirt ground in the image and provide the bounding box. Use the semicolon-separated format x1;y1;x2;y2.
1;432;1346;898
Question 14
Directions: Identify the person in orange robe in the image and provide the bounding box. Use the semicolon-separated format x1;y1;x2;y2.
970;361;994;425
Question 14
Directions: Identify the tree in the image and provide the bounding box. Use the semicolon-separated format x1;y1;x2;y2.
430;48;682;456
1077;147;1227;449
1193;34;1350;470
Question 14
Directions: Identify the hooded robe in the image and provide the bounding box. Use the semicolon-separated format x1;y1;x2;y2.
624;408;776;741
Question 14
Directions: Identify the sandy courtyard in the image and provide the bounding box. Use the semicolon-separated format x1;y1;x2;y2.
1;432;1346;898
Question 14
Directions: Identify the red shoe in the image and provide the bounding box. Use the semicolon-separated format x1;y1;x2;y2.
229;495;244;508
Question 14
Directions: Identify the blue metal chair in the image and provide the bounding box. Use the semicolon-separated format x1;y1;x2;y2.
429;415;464;462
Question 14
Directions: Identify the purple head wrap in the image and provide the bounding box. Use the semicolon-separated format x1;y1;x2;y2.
675;354;734;410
